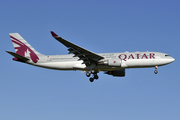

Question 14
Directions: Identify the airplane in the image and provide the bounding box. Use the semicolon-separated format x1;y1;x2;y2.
6;31;175;82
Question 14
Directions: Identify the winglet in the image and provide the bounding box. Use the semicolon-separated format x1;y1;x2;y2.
50;31;59;37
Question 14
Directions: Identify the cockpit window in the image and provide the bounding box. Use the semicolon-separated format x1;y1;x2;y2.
165;55;170;57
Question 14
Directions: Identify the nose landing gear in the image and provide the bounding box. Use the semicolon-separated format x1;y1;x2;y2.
154;66;158;74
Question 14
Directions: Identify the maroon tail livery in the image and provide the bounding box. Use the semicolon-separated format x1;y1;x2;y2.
10;33;42;63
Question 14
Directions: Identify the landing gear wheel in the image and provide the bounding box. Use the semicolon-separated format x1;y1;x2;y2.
86;72;91;77
154;66;158;74
94;74;99;80
89;77;94;82
91;70;95;74
154;70;158;74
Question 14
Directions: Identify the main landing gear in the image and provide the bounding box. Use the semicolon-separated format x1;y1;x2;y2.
154;66;158;74
86;70;99;82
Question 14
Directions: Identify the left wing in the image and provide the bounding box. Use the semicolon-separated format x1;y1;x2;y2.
51;31;104;66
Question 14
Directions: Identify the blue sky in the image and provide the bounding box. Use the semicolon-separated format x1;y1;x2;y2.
1;0;179;120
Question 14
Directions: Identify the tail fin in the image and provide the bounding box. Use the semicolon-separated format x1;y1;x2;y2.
9;33;44;63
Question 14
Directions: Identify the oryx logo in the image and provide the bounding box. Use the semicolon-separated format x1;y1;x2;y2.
10;36;39;63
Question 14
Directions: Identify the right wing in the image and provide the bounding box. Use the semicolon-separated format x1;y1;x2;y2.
51;31;104;66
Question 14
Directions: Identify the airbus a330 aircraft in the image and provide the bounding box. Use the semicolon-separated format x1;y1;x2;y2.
6;31;175;82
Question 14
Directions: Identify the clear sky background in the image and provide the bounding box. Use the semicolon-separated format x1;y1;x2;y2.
1;0;179;120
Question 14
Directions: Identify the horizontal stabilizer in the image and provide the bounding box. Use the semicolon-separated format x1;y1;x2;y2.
6;51;29;62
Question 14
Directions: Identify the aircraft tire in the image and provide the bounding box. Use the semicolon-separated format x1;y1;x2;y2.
94;75;99;80
154;70;158;74
86;72;91;77
91;70;95;74
89;77;94;82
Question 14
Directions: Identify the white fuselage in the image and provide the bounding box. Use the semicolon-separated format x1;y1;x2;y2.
8;32;175;81
27;51;175;72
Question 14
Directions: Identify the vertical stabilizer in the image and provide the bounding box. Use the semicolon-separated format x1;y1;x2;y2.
9;33;44;63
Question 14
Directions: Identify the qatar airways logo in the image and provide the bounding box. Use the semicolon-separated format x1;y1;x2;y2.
10;36;39;63
119;53;155;61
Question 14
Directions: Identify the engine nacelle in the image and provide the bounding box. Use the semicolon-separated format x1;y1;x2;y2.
104;69;125;77
107;58;122;67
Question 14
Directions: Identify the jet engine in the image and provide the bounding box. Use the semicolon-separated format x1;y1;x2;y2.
107;58;122;67
104;69;125;77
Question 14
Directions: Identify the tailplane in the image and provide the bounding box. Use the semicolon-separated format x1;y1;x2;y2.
8;33;45;63
6;51;30;62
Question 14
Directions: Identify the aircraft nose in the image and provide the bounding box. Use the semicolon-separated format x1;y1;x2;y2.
169;57;175;63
